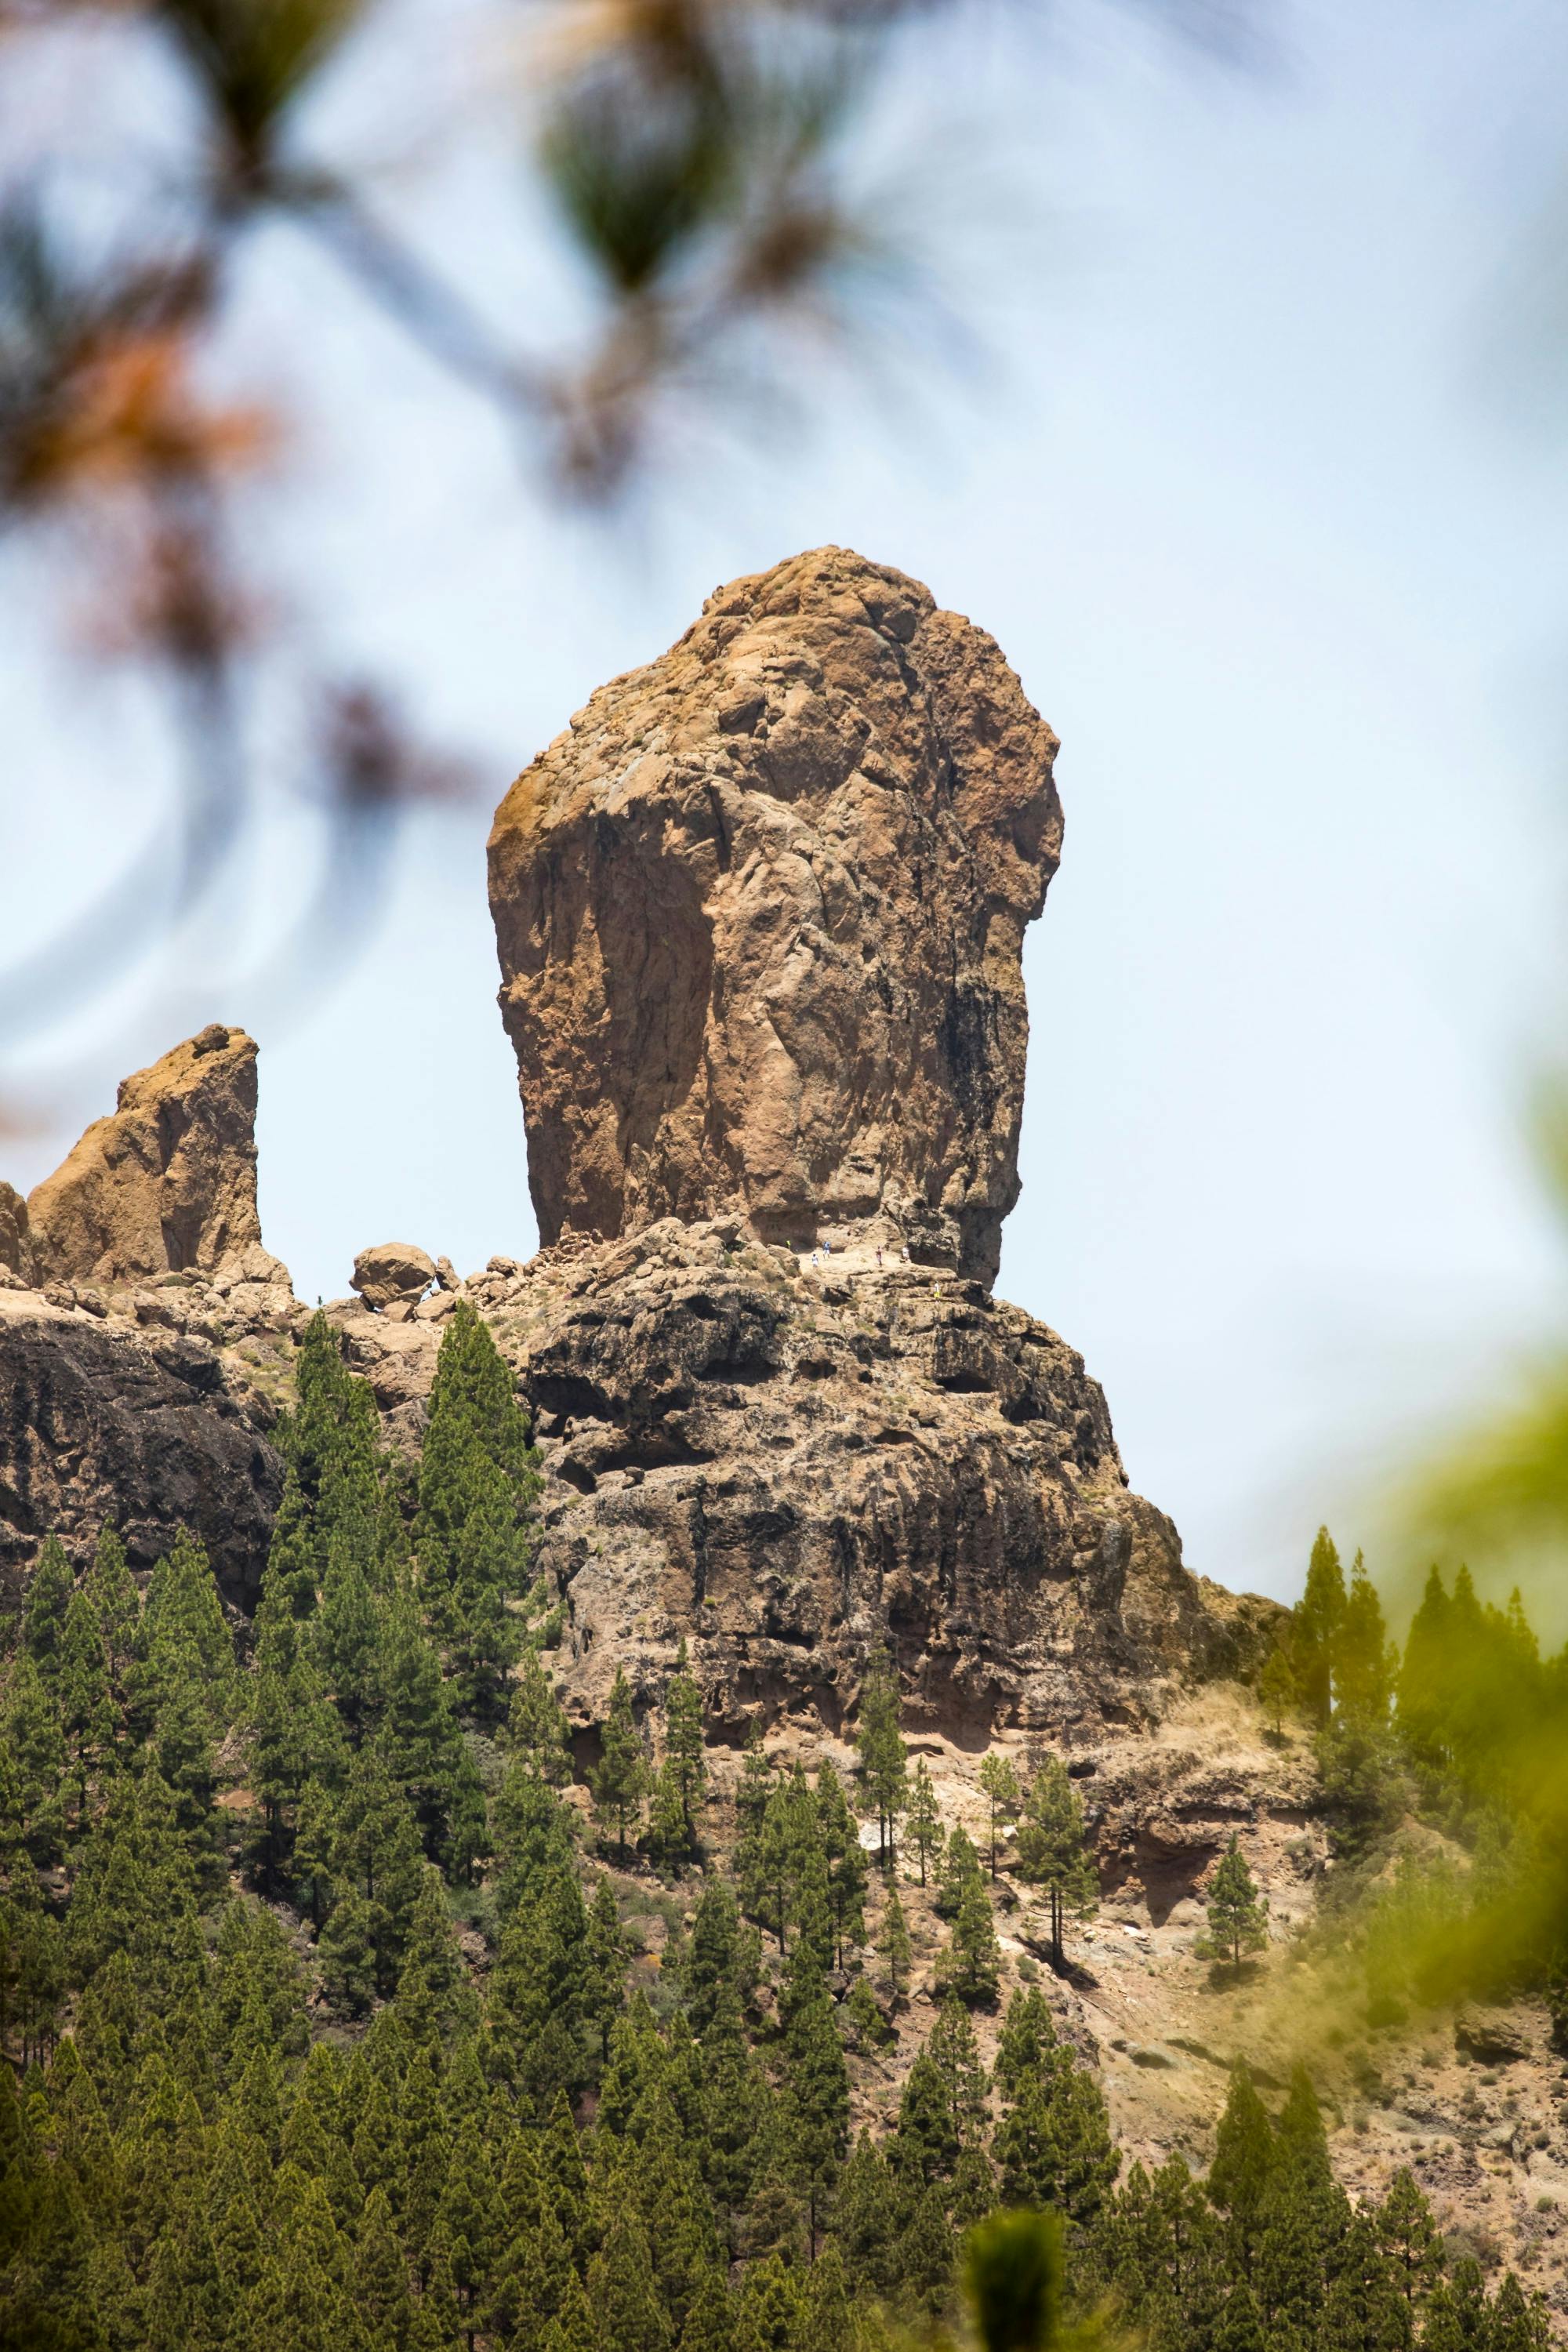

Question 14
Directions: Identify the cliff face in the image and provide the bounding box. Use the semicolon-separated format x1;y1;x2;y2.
325;1219;1276;1739
488;546;1061;1287
0;1291;284;1609
0;1026;295;1602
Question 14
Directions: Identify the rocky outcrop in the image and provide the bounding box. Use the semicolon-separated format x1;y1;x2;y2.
1;1025;297;1606
26;1024;284;1287
328;1220;1279;1737
0;1290;285;1610
2;554;1275;1744
489;546;1061;1287
466;551;1280;1737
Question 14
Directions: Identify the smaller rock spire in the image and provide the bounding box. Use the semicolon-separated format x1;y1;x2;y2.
24;1023;285;1287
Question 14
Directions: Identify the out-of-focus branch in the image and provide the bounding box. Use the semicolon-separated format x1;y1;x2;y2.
0;0;1265;1066
225;681;476;1031
270;169;552;423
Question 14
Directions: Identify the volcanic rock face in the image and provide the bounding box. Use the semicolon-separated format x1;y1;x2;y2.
489;546;1061;1286
0;1181;32;1283
468;550;1275;1730
26;1024;278;1287
326;1221;1277;1739
0;1290;284;1609
2;1025;295;1604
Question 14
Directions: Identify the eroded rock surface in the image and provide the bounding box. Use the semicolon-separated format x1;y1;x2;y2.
327;1221;1278;1735
25;1024;284;1287
0;1181;32;1283
489;547;1061;1285
2;1025;299;1602
0;1290;285;1610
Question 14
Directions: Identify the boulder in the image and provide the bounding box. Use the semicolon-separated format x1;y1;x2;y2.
1456;2009;1533;2066
489;546;1061;1286
26;1025;277;1287
350;1242;437;1312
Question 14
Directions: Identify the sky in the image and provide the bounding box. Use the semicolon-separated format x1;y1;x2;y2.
5;0;1568;1608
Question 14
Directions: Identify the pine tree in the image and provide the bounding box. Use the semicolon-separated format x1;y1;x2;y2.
1207;2067;1276;2252
1423;2257;1490;2352
318;1884;377;2016
1483;2273;1550;2352
749;1765;825;1958
1374;2167;1442;2308
815;1766;868;1969
1214;2281;1265;2352
842;1975;889;2052
1275;2060;1333;2194
509;1646;575;1788
583;1875;629;2061
414;1300;542;1719
1294;1527;1346;1728
485;1866;588;2107
854;1658;907;1868
311;1544;381;1734
1014;1757;1098;1967
56;1584;118;1824
1258;1639;1297;1737
732;1722;775;1896
85;1522;141;1698
1196;1835;1269;1974
895;2180;956;2318
829;2130;900;2302
327;1745;427;1993
780;1980;850;2254
935;1821;984;1921
354;2183;415;2350
586;2206;672;2352
978;1752;1022;1878
663;1639;707;1846
678;2264;734;2352
906;1758;945;1888
591;1667;648;1860
1332;1549;1394;1725
5;1650;67;1866
394;1867;477;2045
683;1879;759;2040
1319;2209;1411;2352
879;1884;912;2004
375;1597;486;1875
992;2020;1117;2226
22;1532;75;1680
1395;1566;1454;1774
649;1758;694;1871
946;1874;1002;2006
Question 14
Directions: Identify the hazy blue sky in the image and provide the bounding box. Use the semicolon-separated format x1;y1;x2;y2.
6;0;1568;1605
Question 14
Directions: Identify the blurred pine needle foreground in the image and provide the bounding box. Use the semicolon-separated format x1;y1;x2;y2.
0;0;993;1055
